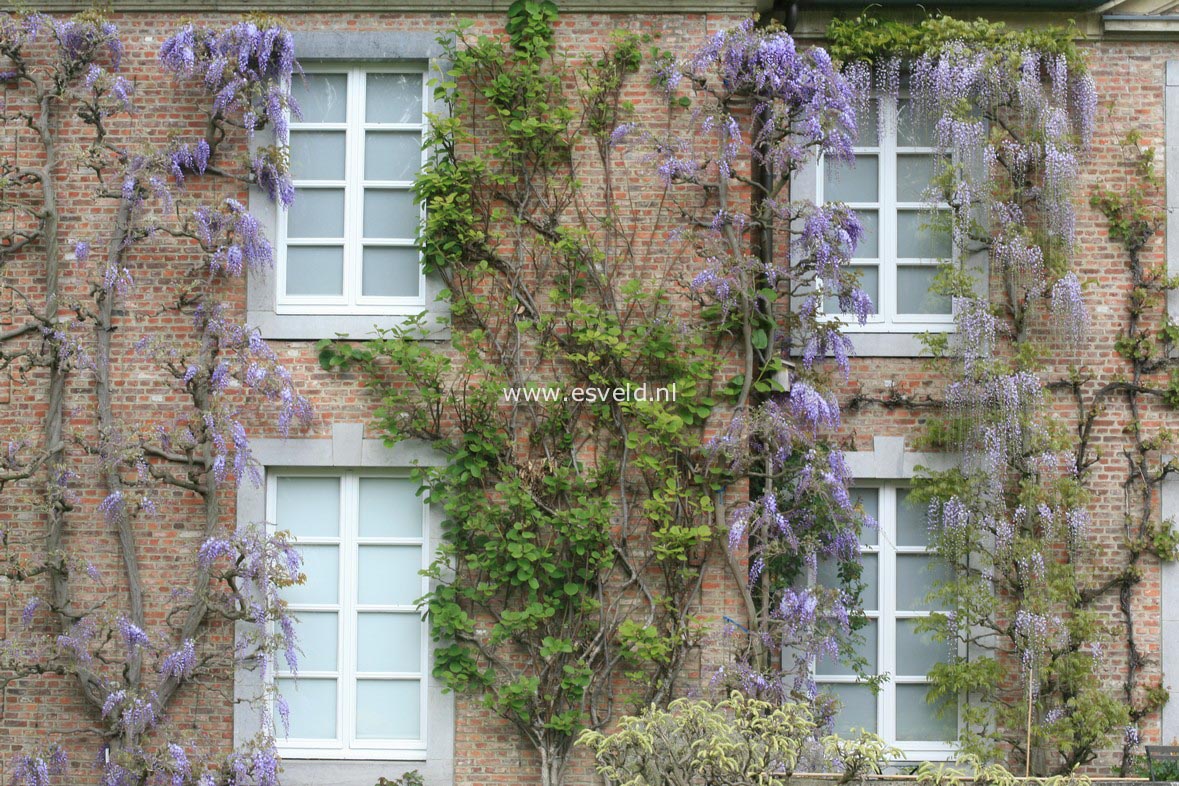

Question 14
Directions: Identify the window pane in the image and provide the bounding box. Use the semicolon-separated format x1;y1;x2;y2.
897;154;942;202
364;132;422;181
363;189;418;239
896;489;928;546
815;619;877;676
896;619;950;677
290;131;346;180
854;488;879;546
824;265;877;317
357;613;422;673
897;266;952;315
824;155;878;203
366;73;423;124
288;189;345;239
854;100;878;146
818;554;877;611
897;211;952;259
288;611;338;672
851;210;878;259
276;477;340;538
292;73;347;124
898;99;937;147
284;545;339;605
359;478;422;537
355;679;420;739
277;677;337;740
827;683;876;735
897;555;952;612
362;248;421;298
860;554;878;611
285;247;344;297
358;545;422;606
896;684;957;741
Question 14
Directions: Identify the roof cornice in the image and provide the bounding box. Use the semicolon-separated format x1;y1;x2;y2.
0;0;757;12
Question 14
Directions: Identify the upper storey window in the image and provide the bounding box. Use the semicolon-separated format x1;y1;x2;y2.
820;98;954;332
279;66;427;315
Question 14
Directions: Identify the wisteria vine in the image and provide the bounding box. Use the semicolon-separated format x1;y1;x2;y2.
829;14;1175;774
0;13;310;786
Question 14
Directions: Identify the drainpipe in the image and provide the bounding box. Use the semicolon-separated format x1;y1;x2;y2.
752;0;796;358
756;0;798;31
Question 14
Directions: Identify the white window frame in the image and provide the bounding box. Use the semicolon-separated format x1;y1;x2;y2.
817;96;956;334
277;63;428;316
270;468;430;761
814;481;959;762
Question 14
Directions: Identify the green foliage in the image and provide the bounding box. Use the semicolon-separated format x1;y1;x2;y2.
1090;137;1164;258
1136;753;1179;781
376;771;424;786
506;0;559;57
827;14;1083;69
578;692;900;786
317;8;731;786
916;756;1092;786
874;22;1163;773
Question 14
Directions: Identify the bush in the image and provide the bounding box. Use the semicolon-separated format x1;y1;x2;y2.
577;691;899;786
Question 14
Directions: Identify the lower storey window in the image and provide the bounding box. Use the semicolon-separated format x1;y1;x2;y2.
815;484;958;759
271;471;428;759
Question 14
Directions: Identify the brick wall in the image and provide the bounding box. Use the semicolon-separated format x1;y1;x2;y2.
0;9;749;786
0;7;1175;784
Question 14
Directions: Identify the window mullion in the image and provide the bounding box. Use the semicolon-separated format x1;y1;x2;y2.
345;69;364;308
882;100;899;326
341;471;359;749
416;491;429;745
416;72;429;300
880;484;897;744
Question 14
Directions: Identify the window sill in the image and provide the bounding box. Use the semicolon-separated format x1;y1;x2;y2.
280;757;448;786
808;331;942;358
279;747;427;761
246;308;450;341
892;744;959;763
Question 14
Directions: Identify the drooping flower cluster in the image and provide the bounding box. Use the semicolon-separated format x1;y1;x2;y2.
642;22;874;706
1013;609;1056;679
160;22;298;143
1050;271;1089;346
198;523;302;675
166;140;211;185
159;639;197;680
954;296;998;374
1;14;311;784
947;370;1045;476
101;690;160;737
9;746;68;786
192;198;274;277
684;19;858;173
852;36;1093;347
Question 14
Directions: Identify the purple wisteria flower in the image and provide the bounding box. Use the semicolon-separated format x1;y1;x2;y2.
160;22;298;142
1014;609;1050;675
1051;272;1089;345
159;639;197;680
10;746;67;786
788;381;840;436
166;744;190;786
193;198;274;276
117;615;151;651
20;597;42;626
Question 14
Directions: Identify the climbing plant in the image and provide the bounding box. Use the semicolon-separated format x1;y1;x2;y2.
828;13;1176;775
0;13;309;786
319;6;874;785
